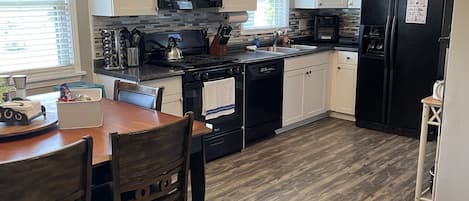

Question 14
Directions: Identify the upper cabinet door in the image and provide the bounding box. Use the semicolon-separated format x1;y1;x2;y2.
219;0;257;12
317;0;348;8
92;0;158;16
347;0;361;8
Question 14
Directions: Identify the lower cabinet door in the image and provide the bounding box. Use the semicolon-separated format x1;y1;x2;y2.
283;69;305;126
333;64;357;115
161;94;183;116
303;65;328;118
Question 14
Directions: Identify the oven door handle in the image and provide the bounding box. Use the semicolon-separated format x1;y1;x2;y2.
203;76;235;82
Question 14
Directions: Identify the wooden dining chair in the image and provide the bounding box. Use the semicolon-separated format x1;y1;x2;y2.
0;136;93;201
114;80;164;111
110;112;194;201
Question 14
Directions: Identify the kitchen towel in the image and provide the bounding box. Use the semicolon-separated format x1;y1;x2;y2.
202;77;235;120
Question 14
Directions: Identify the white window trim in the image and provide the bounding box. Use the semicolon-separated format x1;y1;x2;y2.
1;0;85;89
240;0;290;35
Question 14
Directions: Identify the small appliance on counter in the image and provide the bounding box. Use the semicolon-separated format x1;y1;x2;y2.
210;24;232;56
165;37;184;60
433;80;445;100
313;15;339;43
101;28;130;70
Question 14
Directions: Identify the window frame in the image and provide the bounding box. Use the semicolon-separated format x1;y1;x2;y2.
241;0;290;35
0;0;83;85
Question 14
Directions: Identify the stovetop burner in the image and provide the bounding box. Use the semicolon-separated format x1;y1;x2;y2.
149;54;234;70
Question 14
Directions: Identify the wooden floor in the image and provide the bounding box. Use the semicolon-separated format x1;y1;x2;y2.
192;118;436;201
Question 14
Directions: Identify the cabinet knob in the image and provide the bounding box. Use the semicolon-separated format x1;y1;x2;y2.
338;66;341;70
346;57;351;60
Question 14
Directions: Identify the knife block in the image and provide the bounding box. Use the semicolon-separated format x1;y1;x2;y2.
210;35;227;56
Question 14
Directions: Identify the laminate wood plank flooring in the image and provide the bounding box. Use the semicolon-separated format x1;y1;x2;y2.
191;118;436;201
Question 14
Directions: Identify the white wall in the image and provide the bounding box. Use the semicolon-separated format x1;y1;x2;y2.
435;0;469;200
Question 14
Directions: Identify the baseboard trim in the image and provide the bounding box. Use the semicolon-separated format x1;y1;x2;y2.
329;112;356;122
276;113;329;134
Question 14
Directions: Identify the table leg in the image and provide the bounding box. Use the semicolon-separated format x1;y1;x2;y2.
415;104;430;201
190;137;206;201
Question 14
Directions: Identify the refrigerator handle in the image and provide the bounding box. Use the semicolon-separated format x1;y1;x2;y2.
390;15;397;70
384;15;392;69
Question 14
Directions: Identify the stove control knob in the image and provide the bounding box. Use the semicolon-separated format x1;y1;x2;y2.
233;67;241;74
226;68;234;75
202;73;209;80
193;73;202;81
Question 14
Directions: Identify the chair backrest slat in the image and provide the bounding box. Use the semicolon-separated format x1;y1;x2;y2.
113;80;164;111
111;112;194;201
0;136;93;201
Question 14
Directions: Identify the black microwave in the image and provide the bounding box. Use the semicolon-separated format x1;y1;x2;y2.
159;0;222;9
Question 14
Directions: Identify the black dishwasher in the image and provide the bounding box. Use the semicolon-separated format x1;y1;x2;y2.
245;59;283;145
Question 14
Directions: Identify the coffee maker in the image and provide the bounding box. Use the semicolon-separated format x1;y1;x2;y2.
313;15;339;43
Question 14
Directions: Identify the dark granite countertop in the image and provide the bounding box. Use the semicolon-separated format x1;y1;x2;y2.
94;64;184;82
228;43;358;64
228;46;334;64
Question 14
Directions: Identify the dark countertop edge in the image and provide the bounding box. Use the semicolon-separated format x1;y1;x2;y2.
94;67;184;82
230;44;358;64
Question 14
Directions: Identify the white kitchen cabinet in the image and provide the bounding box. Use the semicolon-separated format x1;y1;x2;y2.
218;0;257;12
92;0;158;16
295;0;348;9
283;69;306;126
303;64;328;118
330;51;358;115
347;0;361;8
283;52;331;127
94;74;183;116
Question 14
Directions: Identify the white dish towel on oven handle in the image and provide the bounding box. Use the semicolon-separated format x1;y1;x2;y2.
202;77;235;120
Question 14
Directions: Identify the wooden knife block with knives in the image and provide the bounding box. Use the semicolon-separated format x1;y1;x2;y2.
210;24;232;56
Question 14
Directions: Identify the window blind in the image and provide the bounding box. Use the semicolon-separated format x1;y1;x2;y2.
242;0;289;33
0;0;75;73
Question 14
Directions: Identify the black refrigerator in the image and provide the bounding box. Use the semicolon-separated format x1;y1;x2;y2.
356;0;453;137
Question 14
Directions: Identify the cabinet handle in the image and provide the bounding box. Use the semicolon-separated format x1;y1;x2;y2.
319;3;323;6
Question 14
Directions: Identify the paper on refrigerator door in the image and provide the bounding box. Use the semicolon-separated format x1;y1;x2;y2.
406;0;429;24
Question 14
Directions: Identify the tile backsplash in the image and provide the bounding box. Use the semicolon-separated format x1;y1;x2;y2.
93;9;360;59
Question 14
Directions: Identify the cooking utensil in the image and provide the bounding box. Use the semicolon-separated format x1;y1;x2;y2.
219;25;232;45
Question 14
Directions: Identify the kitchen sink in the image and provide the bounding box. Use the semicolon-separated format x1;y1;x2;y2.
289;44;318;50
257;46;301;54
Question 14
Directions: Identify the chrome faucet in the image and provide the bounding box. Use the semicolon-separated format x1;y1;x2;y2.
272;31;283;48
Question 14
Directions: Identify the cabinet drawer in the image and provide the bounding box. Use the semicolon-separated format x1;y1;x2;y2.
284;52;331;72
338;51;358;65
141;76;182;96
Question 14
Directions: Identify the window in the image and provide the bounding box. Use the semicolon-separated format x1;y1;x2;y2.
0;0;76;74
242;0;289;34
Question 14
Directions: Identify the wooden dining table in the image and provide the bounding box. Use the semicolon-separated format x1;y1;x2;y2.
0;92;212;201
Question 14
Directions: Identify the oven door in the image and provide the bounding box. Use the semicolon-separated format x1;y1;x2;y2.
183;73;243;133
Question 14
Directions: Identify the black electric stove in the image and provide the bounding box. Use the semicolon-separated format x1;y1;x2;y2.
144;30;244;162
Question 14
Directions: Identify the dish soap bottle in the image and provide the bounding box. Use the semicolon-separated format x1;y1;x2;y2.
252;34;260;48
282;29;290;47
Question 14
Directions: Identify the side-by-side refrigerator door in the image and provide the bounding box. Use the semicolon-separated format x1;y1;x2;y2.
385;0;445;135
355;0;393;126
